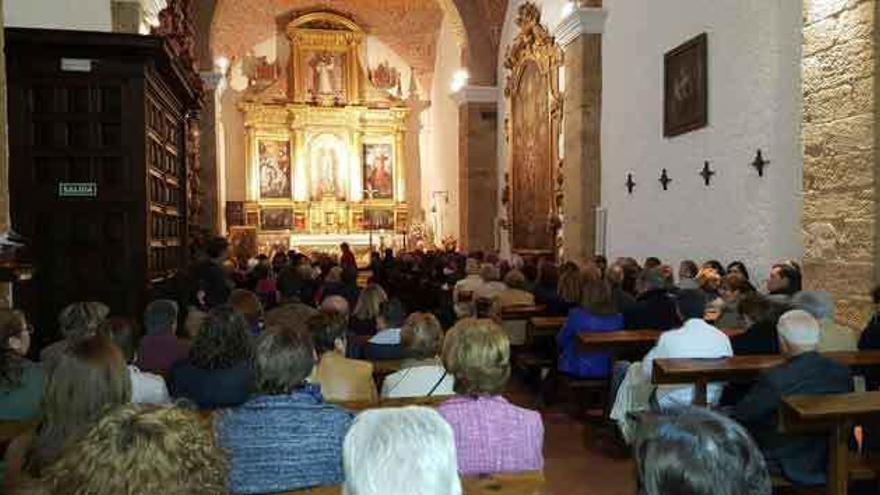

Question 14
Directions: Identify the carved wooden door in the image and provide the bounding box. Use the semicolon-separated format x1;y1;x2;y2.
511;61;553;253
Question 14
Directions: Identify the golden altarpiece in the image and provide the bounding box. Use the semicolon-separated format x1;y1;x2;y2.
235;13;409;254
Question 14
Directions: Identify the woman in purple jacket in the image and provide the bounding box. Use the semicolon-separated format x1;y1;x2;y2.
557;265;624;378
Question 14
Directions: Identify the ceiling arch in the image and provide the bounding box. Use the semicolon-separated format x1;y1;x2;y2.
211;0;462;88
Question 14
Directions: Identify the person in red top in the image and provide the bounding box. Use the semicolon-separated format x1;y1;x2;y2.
340;243;357;272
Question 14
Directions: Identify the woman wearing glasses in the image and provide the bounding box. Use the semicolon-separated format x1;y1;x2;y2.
0;309;43;421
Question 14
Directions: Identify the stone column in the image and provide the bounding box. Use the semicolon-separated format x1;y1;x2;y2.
199;71;224;233
452;86;499;253
554;3;607;264
802;0;879;327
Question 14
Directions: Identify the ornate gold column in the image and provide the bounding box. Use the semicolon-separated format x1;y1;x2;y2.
554;1;607;263
452;86;499;253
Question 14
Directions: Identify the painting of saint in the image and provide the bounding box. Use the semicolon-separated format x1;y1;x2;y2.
260;208;293;231
306;51;346;101
363;143;394;200
258;139;291;199
364;209;394;230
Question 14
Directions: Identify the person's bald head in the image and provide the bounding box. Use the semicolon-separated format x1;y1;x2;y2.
777;309;820;355
321;295;350;319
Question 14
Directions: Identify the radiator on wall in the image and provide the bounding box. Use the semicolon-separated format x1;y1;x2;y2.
595;207;607;257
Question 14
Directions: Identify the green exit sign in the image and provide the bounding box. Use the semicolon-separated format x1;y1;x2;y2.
58;182;98;198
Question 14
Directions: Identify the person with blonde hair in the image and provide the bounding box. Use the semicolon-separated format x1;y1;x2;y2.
343;407;462;495
0;310;42;422
453;258;485;317
474;264;506;301
438;318;543;475
350;284;388;336
36;404;228;495
735;310;852;486
40;302;109;368
381;313;454;399
494;269;535;309
556;262;583;312
5;335;131;489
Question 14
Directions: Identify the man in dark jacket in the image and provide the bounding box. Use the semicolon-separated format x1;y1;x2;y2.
623;268;680;330
194;236;233;309
734;309;852;486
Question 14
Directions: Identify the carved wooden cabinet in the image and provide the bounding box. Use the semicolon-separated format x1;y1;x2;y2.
6;28;201;343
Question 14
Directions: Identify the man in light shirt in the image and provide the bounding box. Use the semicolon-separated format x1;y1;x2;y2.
641;290;733;408
381;313;454;399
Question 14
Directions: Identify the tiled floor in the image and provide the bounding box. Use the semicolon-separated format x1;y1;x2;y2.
507;378;636;495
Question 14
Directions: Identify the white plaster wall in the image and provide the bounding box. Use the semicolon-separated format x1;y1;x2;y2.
424;15;462;243
5;0;112;31
496;0;803;282
602;0;802;283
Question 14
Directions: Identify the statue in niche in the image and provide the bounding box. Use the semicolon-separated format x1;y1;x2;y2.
307;51;345;101
315;54;335;94
311;142;345;201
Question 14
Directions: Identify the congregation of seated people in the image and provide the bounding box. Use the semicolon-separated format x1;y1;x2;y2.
2;237;879;494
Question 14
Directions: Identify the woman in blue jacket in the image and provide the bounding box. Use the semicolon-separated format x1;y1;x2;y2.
557;265;624;378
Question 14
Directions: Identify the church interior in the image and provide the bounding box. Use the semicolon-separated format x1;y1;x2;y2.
1;0;880;494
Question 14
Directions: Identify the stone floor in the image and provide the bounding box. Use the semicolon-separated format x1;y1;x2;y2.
506;377;636;495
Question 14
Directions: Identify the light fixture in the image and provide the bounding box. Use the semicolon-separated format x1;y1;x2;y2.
450;69;469;93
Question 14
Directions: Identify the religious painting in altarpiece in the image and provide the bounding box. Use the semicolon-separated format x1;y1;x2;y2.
503;2;563;256
363;142;395;201
257;138;292;199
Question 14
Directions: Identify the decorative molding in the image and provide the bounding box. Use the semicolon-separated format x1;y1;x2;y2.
450;85;499;106
554;7;608;47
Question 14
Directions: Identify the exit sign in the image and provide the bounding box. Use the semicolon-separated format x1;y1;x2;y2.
58;182;98;197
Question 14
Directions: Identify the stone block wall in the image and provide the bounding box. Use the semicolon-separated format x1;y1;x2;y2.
802;0;879;327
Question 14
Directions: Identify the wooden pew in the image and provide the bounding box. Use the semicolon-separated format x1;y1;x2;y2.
779;392;880;495
332;394;452;412
500;306;546;347
527;316;566;342
577;327;744;355
653;350;880;406
285;471;546;494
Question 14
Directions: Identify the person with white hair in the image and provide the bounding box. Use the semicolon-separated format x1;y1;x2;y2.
791;291;857;352
453;258;485;317
734;309;852;487
342;406;462;495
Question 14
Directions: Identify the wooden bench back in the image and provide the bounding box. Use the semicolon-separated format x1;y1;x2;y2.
331;394;453;412
282;471;546;494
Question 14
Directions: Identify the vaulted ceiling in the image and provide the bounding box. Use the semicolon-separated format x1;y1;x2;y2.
208;0;507;89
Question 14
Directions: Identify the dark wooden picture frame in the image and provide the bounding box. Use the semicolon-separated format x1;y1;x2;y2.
260;207;294;231
664;33;708;137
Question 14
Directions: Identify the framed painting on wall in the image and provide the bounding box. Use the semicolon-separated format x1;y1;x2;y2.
260;207;293;231
364;208;394;230
258;139;292;199
664;33;708;138
363;142;394;200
